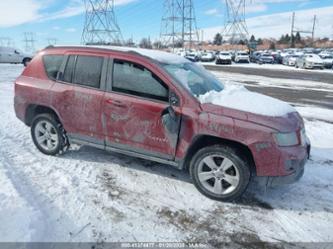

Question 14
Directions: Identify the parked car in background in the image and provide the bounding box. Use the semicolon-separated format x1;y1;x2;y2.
185;52;199;62
234;51;249;63
14;45;310;201
200;52;215;62
295;54;324;69
319;54;333;69
0;46;32;66
250;52;261;63
216;51;232;65
283;55;299;66
257;53;274;64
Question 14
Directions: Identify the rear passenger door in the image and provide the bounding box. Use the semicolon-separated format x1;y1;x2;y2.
102;58;180;160
55;54;107;145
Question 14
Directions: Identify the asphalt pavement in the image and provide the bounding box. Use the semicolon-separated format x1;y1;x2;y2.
205;64;333;109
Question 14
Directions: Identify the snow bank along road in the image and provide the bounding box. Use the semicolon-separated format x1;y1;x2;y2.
0;64;333;247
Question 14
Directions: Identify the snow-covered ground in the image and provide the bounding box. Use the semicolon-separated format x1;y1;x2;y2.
0;64;333;246
202;61;333;74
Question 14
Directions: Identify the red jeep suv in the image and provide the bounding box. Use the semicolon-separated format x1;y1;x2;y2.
14;46;310;201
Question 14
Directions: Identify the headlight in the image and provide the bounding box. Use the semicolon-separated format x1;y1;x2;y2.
274;132;299;147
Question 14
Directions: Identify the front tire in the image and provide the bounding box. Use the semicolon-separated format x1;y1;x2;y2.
190;145;250;202
31;114;68;155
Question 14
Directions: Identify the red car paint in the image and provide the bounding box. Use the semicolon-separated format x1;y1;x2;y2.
14;46;309;179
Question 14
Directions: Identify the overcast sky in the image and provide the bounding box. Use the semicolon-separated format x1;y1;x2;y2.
0;0;332;50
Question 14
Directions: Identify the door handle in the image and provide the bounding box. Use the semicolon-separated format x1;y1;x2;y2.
106;99;126;108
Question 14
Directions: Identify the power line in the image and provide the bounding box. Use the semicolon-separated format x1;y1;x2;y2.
81;0;123;45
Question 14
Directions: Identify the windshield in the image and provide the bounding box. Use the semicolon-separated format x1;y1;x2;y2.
162;62;224;97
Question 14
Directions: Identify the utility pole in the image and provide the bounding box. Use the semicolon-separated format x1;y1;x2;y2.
291;12;317;47
221;0;249;44
290;12;295;47
160;0;199;50
312;15;317;44
81;0;123;45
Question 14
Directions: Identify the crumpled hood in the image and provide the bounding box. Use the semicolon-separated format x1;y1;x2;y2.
199;85;302;132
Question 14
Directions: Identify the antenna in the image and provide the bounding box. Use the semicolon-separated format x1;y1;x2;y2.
81;0;124;45
23;32;36;53
221;0;249;44
160;0;199;50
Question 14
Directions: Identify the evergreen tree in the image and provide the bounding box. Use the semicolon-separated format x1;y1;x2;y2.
139;37;152;49
295;32;301;43
213;33;223;45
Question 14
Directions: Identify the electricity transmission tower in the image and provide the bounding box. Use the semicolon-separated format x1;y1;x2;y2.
0;37;14;47
81;0;123;45
23;32;36;53
221;0;249;44
160;0;199;49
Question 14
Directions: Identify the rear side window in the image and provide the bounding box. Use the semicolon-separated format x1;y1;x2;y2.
113;60;168;102
43;55;64;80
73;56;103;89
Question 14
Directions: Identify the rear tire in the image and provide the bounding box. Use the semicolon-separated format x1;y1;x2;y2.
190;145;251;202
31;114;68;156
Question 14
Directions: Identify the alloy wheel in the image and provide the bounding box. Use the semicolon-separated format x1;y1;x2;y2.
34;120;59;152
197;154;240;195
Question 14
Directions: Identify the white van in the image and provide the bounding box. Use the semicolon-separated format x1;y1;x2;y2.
0;47;32;66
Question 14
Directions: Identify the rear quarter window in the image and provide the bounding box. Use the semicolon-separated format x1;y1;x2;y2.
73;55;103;89
43;55;64;80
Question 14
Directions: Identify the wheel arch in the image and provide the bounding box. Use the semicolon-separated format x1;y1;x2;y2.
25;104;61;126
181;134;257;175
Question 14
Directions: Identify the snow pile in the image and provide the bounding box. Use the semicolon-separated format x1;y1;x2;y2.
88;45;189;64
199;84;296;117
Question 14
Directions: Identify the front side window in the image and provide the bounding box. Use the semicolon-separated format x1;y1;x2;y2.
73;56;103;88
162;62;224;97
43;55;64;80
113;60;168;102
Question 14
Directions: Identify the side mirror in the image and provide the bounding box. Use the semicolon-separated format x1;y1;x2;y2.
169;92;179;106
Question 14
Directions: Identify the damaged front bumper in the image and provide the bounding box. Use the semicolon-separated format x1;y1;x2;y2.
267;143;311;187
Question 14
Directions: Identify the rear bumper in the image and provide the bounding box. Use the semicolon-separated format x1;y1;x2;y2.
216;59;231;64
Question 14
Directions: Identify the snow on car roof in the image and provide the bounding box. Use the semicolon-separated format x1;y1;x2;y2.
51;45;189;64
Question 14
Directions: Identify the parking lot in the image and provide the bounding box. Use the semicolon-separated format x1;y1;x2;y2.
0;63;332;247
